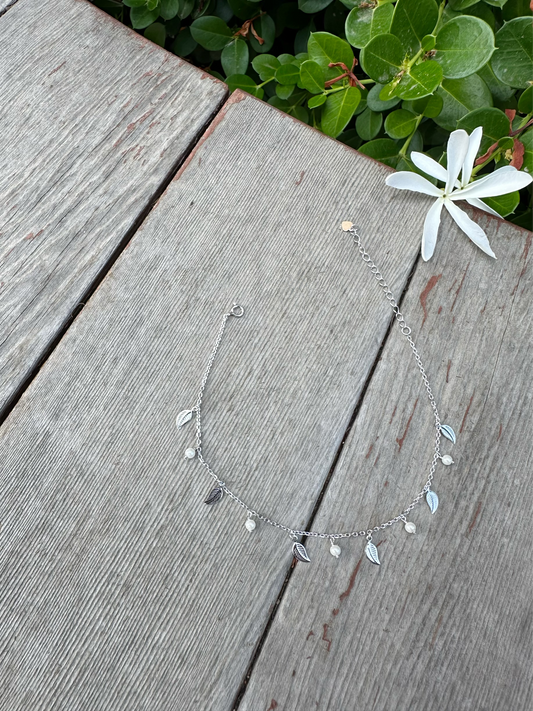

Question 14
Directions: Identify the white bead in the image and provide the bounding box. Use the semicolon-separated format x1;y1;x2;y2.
184;448;196;459
330;544;341;558
404;521;416;534
442;455;454;466
245;518;256;532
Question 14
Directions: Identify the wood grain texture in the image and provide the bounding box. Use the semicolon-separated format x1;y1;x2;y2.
0;91;436;710
0;0;227;416
239;211;533;709
0;0;19;15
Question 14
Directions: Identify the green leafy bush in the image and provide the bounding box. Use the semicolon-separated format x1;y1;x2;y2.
94;0;533;228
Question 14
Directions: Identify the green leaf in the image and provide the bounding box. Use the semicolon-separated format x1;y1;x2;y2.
321;86;361;137
299;60;325;94
492;18;533;89
172;26;197;56
503;0;533;20
276;83;296;99
518;86;533;115
483;191;520;217
421;34;436;51
226;74;264;98
407;92;443;118
483;0;508;7
384;109;418;139
221;39;249;76
190;16;233;50
390;0;439;56
360;34;404;85
395;61;443;100
355;107;383;141
521;128;533;174
278;53;296;64
299;0;334;13
358;138;399;167
123;0;150;7
160;0;180;19
144;22;166;46
457;107;511;154
130;6;160;29
308;32;355;74
308;93;327;108
191;0;214;19
435;74;492;131
178;0;195;18
435;16;495;79
477;63;517;103
276;63;301;85
227;0;257;19
215;0;234;22
337;128;362;149
345;1;394;50
250;14;276;53
146;0;159;9
448;0;480;8
367;83;401;112
252;54;280;81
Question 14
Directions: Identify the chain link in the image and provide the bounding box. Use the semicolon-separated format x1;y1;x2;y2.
190;230;443;540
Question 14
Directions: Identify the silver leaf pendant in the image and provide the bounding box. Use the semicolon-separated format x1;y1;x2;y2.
292;541;311;563
426;489;439;514
176;409;193;429
440;424;456;444
204;487;224;505
365;540;380;565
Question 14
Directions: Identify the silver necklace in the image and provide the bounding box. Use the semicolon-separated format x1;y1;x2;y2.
176;223;456;567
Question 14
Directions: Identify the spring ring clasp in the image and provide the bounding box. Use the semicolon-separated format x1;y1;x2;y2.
230;303;245;318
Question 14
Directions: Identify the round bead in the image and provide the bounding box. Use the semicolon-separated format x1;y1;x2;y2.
330;544;341;558
442;455;454;466
404;521;416;534
184;448;196;459
245;518;256;532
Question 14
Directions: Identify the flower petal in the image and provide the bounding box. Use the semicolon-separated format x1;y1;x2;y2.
466;197;502;218
386;172;443;197
421;199;444;261
451;165;533;200
445;129;470;195
444;199;496;258
411;152;448;184
461;127;483;186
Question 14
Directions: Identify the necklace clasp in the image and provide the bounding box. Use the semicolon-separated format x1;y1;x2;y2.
230;303;245;318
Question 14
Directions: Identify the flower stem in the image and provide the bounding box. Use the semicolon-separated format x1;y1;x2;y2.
399;115;423;157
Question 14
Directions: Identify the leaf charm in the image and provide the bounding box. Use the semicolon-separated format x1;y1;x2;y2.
365;540;380;565
204;487;224;505
440;424;456;444
426;489;439;514
292;541;311;563
176;409;193;429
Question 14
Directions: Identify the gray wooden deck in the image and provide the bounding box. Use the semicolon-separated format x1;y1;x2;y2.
0;2;531;710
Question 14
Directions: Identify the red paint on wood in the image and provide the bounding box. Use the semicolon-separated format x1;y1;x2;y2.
467;500;483;534
396;399;418;450
451;264;469;312
420;274;442;327
460;391;475;434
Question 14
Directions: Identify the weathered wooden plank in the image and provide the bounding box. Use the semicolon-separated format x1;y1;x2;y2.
0;0;19;15
239;211;533;707
0;91;435;710
0;0;227;416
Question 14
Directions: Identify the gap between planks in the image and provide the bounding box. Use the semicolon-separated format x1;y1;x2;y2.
230;250;421;711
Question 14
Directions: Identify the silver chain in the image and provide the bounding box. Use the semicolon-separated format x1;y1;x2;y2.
190;227;442;541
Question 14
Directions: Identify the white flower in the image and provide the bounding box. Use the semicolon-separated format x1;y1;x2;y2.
385;127;533;261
